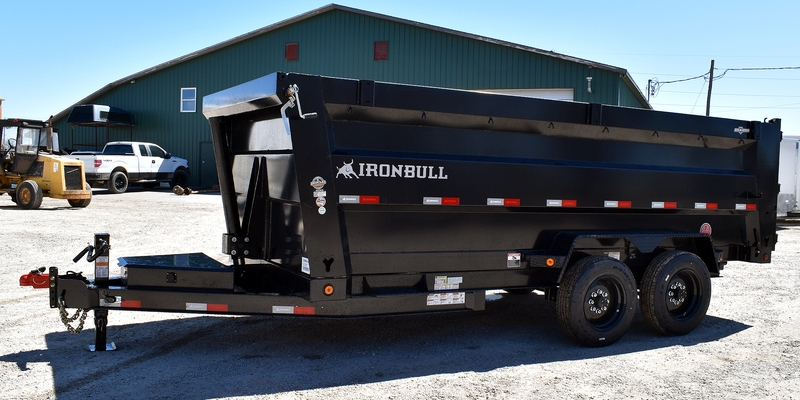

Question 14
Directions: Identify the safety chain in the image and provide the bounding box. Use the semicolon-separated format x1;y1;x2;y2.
58;296;88;335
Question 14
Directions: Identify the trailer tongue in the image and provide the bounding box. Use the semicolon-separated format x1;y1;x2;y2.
25;72;781;348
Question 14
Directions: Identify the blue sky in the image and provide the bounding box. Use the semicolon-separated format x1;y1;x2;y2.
3;0;798;135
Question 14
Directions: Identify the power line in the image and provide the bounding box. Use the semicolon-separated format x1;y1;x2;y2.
647;65;800;101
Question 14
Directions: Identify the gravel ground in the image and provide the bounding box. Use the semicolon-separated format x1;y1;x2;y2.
1;186;799;400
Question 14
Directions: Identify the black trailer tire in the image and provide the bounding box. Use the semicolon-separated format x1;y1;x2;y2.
556;256;637;347
68;183;92;208
17;180;43;210
170;169;189;188
107;171;129;194
640;251;711;336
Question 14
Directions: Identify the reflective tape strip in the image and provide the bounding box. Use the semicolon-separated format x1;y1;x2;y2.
424;197;460;205
652;201;677;209
695;203;719;210
486;198;521;206
186;303;228;312
547;199;577;207
604;200;632;208
736;203;757;210
273;305;316;315
339;195;380;204
121;300;141;309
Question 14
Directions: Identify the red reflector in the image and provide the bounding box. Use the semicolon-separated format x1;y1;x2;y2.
207;303;228;312
94;159;102;168
664;202;677;209
360;195;380;204
442;197;460;205
562;199;577;207
121;300;141;308
504;198;520;206
746;204;757;210
618;201;632;208
707;203;718;210
294;306;315;315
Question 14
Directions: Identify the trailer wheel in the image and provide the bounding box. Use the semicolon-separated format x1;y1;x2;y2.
556;256;637;347
107;171;128;194
68;183;92;208
17;180;43;210
640;251;711;336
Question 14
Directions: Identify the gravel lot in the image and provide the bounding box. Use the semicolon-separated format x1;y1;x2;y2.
1;186;799;400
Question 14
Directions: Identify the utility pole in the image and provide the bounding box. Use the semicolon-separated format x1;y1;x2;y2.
705;60;715;116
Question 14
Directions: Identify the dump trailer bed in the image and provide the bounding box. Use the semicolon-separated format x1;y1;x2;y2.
42;72;781;347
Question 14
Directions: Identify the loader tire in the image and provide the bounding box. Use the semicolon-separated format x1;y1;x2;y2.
68;183;92;208
556;256;637;347
107;171;129;194
17;180;43;210
640;251;711;336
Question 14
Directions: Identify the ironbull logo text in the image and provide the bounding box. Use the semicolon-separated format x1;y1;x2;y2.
336;161;448;179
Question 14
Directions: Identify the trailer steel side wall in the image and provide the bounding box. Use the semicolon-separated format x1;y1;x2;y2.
204;72;778;296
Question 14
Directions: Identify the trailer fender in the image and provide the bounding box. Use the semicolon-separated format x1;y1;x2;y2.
550;231;721;284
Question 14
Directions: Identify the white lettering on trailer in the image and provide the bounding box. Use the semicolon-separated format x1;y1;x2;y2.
352;162;448;179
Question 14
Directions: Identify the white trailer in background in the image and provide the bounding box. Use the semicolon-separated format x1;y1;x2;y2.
778;137;800;218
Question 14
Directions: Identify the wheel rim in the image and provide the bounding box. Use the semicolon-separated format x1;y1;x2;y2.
583;276;625;330
114;177;125;190
19;188;31;204
665;269;702;320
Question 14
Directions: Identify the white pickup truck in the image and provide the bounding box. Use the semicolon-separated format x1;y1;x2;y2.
71;141;189;194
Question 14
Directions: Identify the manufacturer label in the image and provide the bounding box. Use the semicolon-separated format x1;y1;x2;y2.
310;176;326;189
335;160;448;180
507;253;522;268
700;223;713;235
434;276;462;290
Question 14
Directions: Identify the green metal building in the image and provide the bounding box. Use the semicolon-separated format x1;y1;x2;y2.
52;4;650;187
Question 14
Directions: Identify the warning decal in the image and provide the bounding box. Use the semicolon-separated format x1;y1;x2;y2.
426;292;466;306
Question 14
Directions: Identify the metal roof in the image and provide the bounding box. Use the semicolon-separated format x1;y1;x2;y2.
53;4;649;120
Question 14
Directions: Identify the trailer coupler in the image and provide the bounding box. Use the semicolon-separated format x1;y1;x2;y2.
19;267;49;289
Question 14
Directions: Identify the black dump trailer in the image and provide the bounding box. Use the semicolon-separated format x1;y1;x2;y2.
34;72;781;347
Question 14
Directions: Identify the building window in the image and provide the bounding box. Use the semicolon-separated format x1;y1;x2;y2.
181;87;196;113
285;42;299;61
374;41;388;60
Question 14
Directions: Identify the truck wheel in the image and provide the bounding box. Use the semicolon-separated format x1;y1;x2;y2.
68;183;92;208
640;251;711;336
107;171;129;194
170;169;189;188
556;256;637;347
17;180;43;210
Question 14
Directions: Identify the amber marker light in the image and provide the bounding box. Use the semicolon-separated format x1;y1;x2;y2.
324;284;335;296
545;258;556;267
